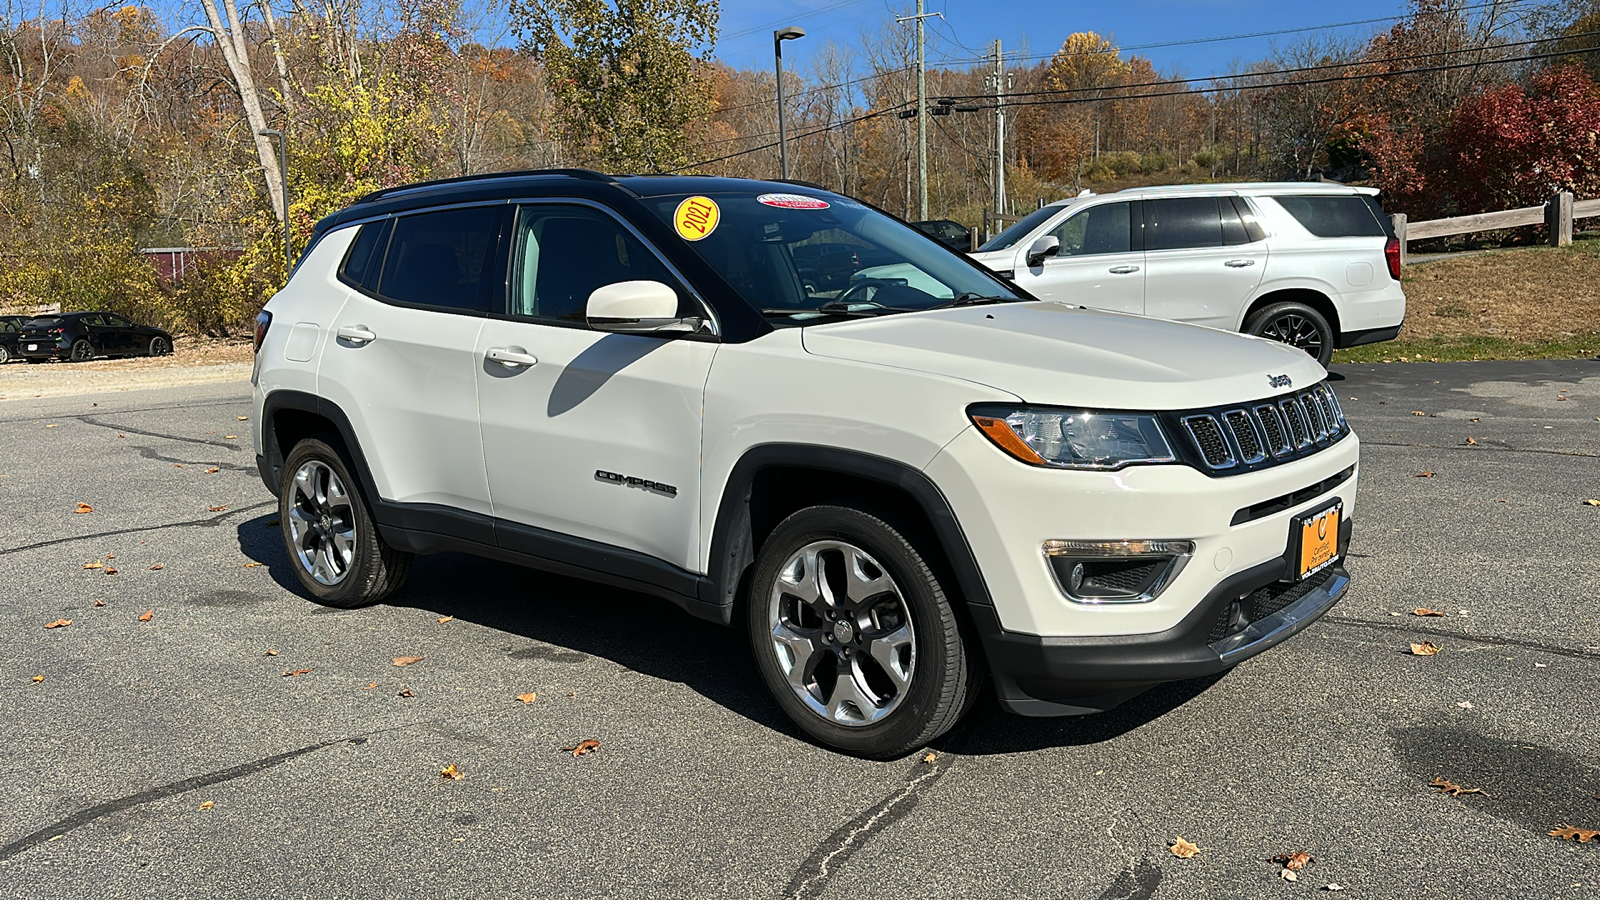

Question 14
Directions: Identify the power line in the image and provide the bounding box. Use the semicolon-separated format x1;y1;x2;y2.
674;98;915;172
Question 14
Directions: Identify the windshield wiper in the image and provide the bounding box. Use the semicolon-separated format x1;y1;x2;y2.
932;292;1017;308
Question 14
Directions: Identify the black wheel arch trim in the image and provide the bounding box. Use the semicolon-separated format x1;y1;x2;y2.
703;444;997;626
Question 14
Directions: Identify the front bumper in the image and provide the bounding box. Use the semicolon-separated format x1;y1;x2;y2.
973;520;1350;715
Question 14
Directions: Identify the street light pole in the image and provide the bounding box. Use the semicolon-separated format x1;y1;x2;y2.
258;128;290;267
773;26;805;180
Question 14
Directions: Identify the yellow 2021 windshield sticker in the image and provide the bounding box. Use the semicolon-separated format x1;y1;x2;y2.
674;196;720;241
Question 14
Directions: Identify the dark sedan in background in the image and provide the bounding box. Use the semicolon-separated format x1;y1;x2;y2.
12;311;174;362
0;315;27;364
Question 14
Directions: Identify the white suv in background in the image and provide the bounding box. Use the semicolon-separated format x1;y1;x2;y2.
968;183;1406;365
253;171;1358;758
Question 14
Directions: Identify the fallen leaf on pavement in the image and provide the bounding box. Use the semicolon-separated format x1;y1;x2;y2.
263;649;278;656
1414;471;1436;478
1557;396;1568;401
224;435;237;440
198;801;213;810
74;503;93;514
436;616;453;624
365;682;377;690
923;752;937;764
104;554;113;559
103;567;117;575
172;463;185;468
46;423;59;428
1324;885;1346;892
237;416;248;421
1411;410;1425;416
1584;499;1600;507
1169;837;1200;858
1548;824;1599;842
1465;437;1477;445
148;563;163;570
282;668;313;677
43;619;71;629
92;599;104;607
392;656;424;667
516;692;538;703
1469;417;1480;423
83;561;102;569
1413;608;1446;617
205;467;219;474
208;505;228;512
1429;776;1486;797
1281;869;1299;882
244;562;263;568
561;739;601;757
1457;700;1474;709
137;610;152;622
1272;851;1314;871
31;675;43;683
1410;641;1440;656
398;688;415;698
441;764;465;781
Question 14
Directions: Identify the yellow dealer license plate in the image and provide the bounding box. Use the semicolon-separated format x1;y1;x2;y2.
1295;502;1341;581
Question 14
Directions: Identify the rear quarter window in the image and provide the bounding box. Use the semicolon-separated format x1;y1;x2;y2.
340;221;391;294
1273;195;1388;238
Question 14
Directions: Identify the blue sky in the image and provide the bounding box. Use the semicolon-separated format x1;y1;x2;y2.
712;0;1421;76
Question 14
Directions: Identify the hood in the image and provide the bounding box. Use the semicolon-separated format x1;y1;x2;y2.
801;302;1328;410
966;250;1012;271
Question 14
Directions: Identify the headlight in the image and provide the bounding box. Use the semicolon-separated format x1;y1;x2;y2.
969;405;1176;470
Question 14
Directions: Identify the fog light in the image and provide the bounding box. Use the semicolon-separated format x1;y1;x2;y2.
1042;540;1195;604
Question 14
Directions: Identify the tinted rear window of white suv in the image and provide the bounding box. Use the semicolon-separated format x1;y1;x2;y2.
1275;196;1387;238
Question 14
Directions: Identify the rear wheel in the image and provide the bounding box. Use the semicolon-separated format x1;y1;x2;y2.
69;339;93;363
0;345;9;364
279;437;412;608
147;336;171;357
747;504;976;759
1245;301;1334;367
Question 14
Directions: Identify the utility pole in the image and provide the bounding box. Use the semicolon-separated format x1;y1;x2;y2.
989;39;1007;222
897;2;940;220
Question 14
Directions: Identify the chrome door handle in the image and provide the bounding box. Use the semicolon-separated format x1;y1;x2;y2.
1108;265;1140;274
1224;259;1256;267
336;325;376;344
486;347;538;368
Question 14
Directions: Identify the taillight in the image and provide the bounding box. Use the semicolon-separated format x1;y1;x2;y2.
1384;237;1401;280
253;310;273;353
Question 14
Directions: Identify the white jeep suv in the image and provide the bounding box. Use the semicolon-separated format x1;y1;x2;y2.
967;182;1406;366
252;171;1358;758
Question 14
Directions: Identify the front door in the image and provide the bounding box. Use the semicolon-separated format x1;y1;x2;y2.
1008;199;1144;314
475;202;717;572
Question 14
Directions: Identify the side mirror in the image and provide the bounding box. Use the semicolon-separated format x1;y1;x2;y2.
586;281;703;335
1026;235;1060;267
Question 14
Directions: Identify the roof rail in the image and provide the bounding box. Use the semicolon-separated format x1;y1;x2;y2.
356;168;619;204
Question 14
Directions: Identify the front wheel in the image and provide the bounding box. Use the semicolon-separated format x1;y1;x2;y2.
747;505;977;758
1245;301;1334;367
69;339;94;363
147;335;171;357
278;437;412;608
0;345;9;364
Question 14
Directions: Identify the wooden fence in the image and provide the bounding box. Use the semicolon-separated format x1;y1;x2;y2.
1391;191;1598;263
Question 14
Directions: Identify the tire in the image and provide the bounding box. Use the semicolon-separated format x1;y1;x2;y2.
278;437;412;608
148;335;172;357
69;339;94;363
747;504;977;759
1245;301;1334;367
0;345;9;364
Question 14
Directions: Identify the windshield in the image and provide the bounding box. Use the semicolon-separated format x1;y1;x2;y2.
978;205;1064;252
646;192;1020;321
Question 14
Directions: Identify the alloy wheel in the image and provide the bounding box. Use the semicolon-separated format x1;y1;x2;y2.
1259;313;1324;358
768;540;916;726
287;460;357;586
150;336;171;356
70;340;93;362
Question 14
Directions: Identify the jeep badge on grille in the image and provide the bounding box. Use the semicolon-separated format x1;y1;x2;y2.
1268;373;1292;389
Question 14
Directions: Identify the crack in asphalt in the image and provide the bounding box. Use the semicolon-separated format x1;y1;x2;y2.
0;501;274;556
79;416;241;450
131;444;254;472
1322;616;1600;662
783;758;951;899
0;737;360;864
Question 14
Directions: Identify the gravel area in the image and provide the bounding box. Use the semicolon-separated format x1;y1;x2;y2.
0;340;252;401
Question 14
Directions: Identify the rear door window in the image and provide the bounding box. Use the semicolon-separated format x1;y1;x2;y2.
1146;198;1225;250
1274;195;1387;237
376;206;506;313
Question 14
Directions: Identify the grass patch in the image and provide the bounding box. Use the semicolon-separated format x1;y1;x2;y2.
1334;335;1600;364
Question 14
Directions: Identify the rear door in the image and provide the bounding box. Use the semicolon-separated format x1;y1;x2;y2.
1141;196;1268;329
313;205;506;521
1008;200;1144;314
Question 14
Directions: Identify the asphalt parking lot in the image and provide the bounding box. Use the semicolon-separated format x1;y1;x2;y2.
1;360;1597;899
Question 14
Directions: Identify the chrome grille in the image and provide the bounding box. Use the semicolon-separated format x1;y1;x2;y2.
1224;410;1266;463
1173;381;1349;474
